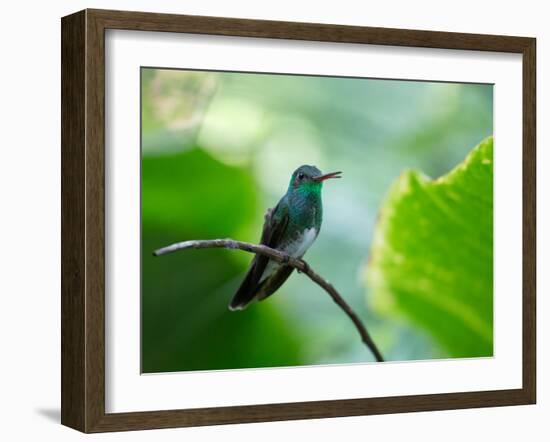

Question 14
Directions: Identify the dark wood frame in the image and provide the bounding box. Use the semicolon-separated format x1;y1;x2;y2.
61;8;536;433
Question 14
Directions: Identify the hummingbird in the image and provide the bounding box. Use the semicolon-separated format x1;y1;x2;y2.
229;165;342;311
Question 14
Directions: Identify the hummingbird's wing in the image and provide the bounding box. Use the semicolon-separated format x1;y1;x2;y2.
229;201;289;311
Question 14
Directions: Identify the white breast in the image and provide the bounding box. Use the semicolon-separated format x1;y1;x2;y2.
259;228;318;283
288;227;318;258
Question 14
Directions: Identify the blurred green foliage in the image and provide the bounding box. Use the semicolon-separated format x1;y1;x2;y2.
366;137;493;358
141;68;493;372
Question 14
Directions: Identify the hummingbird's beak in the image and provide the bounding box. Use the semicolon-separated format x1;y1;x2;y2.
313;171;342;182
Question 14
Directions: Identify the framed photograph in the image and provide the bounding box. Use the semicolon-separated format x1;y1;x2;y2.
61;9;536;433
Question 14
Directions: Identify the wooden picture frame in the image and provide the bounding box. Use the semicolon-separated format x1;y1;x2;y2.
61;8;536;433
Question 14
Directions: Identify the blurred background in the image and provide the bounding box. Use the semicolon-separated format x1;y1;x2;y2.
141;68;493;373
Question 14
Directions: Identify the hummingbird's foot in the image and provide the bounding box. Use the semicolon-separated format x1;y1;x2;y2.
281;254;290;265
297;259;310;274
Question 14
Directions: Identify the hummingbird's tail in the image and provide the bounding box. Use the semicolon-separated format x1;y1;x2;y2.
228;295;253;311
229;261;294;310
229;272;258;310
229;264;263;311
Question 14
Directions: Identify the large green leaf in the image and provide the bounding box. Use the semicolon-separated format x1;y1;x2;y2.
365;137;493;358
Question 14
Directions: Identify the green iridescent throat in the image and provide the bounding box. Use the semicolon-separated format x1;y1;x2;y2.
287;181;323;229
296;181;322;197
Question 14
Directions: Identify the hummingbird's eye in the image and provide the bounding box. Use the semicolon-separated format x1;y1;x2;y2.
298;172;305;181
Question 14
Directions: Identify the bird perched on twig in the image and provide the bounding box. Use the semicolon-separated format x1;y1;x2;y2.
229;165;342;311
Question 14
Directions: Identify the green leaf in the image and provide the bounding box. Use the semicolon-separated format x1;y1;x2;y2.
365;136;493;358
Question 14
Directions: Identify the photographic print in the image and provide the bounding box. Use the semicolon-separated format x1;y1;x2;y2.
61;10;535;431
141;67;493;374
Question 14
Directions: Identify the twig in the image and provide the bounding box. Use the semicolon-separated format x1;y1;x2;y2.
154;238;384;362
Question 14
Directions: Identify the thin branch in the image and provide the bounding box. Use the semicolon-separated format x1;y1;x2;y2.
154;238;384;362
